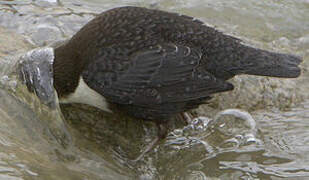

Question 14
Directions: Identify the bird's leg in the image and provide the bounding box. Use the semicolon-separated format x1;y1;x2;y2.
133;122;168;162
180;112;194;124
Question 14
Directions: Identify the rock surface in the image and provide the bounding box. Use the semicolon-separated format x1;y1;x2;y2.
0;27;34;58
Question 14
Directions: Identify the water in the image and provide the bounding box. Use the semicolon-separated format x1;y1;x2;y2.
0;0;308;179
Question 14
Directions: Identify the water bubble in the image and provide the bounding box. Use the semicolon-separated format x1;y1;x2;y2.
222;137;240;148
191;116;211;132
211;109;257;136
244;133;258;144
171;129;183;136
235;134;244;140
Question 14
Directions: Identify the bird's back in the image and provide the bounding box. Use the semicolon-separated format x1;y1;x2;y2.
53;6;301;121
69;6;235;64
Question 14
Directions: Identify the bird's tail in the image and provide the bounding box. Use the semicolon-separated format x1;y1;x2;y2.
235;45;302;78
206;44;302;80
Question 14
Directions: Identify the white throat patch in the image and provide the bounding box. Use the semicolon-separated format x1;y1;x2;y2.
59;77;112;113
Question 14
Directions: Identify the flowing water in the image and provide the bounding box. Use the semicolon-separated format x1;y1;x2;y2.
0;0;308;179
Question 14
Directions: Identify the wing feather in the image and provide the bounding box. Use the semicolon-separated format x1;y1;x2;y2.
83;44;234;108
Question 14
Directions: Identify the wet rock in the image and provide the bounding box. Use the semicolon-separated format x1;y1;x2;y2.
0;27;34;59
29;24;63;46
0;2;93;46
0;0;31;5
33;0;58;7
13;4;48;15
196;75;306;117
13;3;70;15
61;1;103;15
54;14;93;37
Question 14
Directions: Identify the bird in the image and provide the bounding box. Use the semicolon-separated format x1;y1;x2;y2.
52;6;302;160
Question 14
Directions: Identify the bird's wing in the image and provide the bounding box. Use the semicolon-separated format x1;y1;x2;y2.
82;44;234;107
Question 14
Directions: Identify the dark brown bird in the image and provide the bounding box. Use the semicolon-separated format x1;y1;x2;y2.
53;6;302;160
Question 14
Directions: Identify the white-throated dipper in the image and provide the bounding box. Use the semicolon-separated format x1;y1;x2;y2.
53;6;302;160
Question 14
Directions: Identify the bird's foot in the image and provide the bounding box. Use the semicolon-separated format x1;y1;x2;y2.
132;122;168;162
180;112;194;124
132;136;160;162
